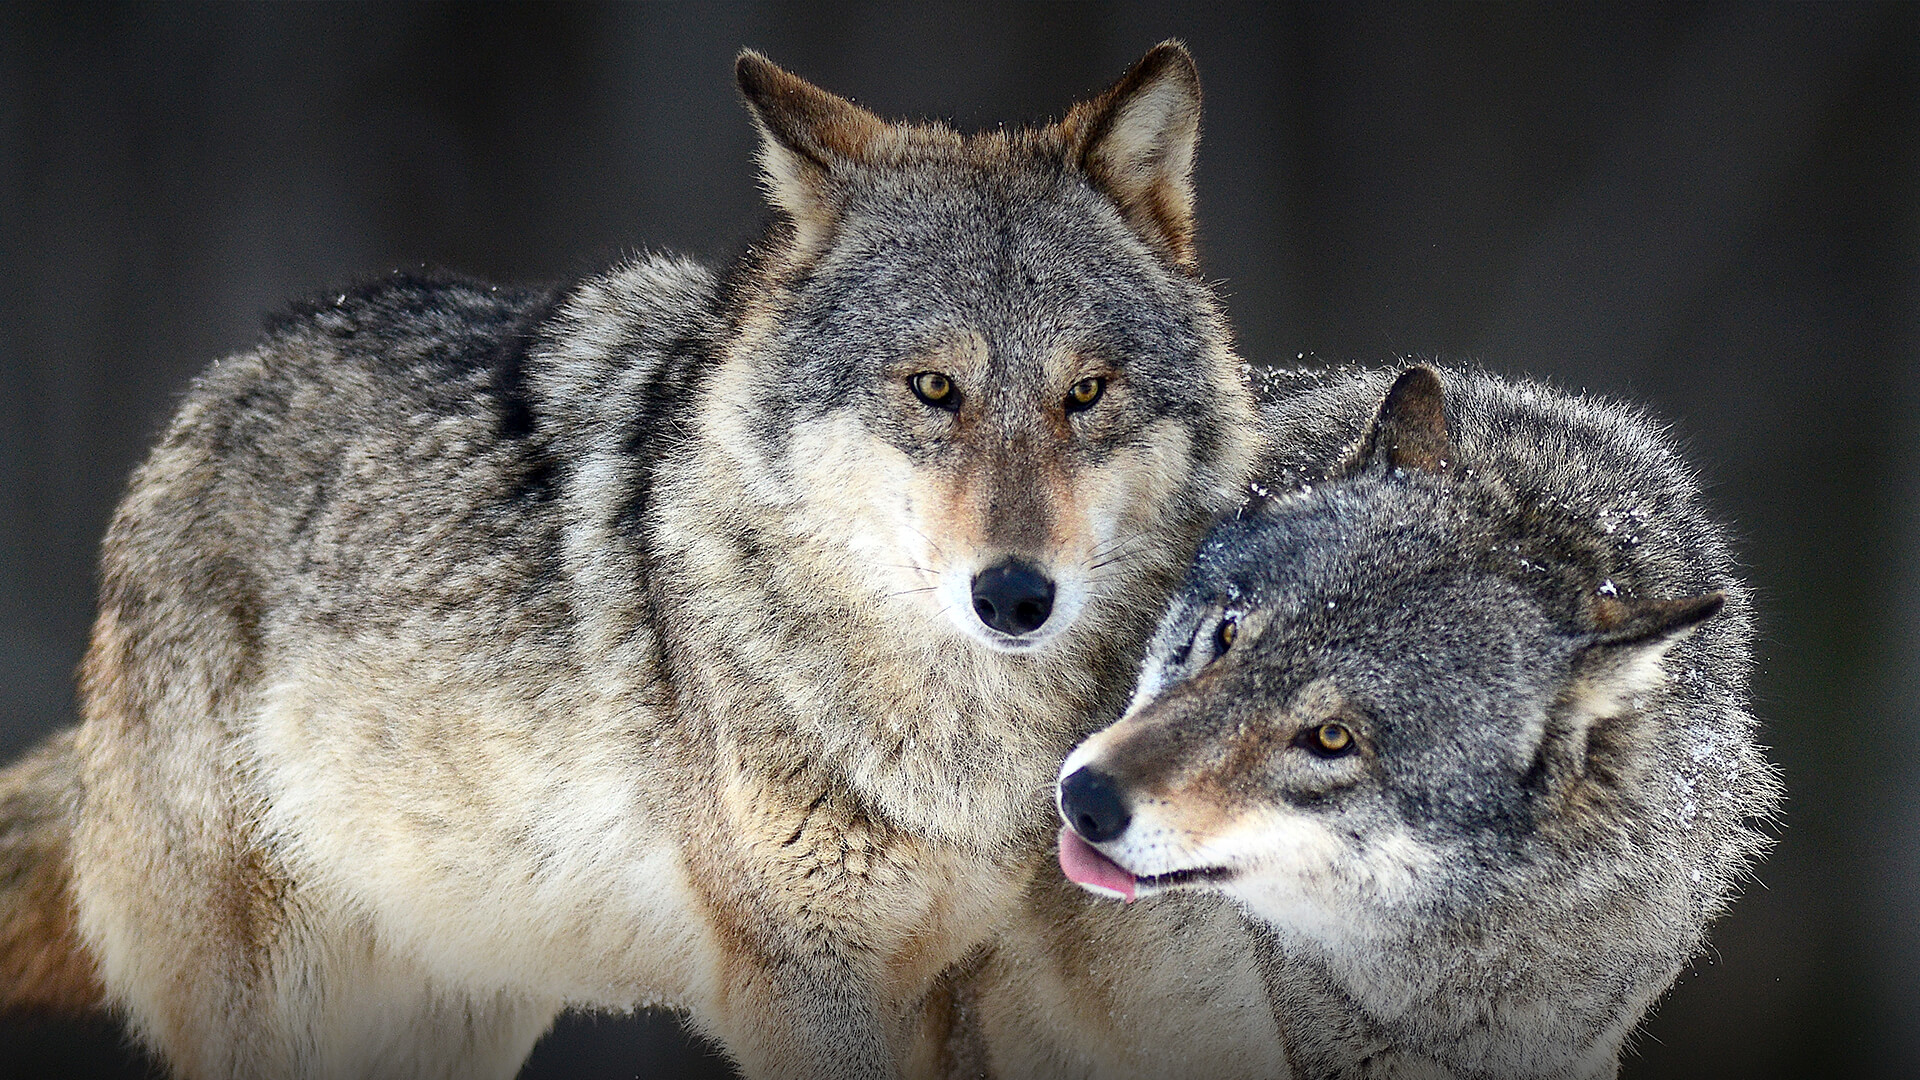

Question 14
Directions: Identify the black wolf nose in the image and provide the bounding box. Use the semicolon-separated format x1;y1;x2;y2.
971;560;1055;635
1060;766;1131;843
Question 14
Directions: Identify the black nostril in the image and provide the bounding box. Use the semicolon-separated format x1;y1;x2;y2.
970;560;1056;636
1059;766;1130;843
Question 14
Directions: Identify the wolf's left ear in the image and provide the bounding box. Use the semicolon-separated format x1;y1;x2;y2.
1339;366;1452;478
1539;592;1724;784
737;51;891;251
1064;42;1203;271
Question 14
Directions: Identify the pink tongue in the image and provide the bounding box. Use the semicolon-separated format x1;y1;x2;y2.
1058;827;1137;903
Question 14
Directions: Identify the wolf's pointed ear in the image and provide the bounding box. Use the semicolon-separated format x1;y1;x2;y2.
1572;592;1724;717
1064;41;1203;271
737;50;890;251
1340;366;1452;477
1538;592;1724;786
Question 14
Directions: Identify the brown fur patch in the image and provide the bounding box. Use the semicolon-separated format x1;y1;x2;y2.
0;736;104;1014
0;846;102;1014
1353;366;1452;475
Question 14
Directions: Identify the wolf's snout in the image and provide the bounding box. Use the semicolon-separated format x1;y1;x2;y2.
971;561;1055;635
1060;766;1130;842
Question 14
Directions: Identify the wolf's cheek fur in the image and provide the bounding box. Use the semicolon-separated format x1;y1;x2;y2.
1079;418;1199;545
779;412;927;596
1212;808;1442;946
1086;787;1421;948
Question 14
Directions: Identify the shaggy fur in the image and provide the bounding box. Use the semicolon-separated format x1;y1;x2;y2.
0;45;1258;1080
1044;366;1780;1079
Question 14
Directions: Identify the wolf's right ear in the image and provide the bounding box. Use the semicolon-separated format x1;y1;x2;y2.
736;51;891;252
1339;366;1452;478
1063;42;1203;271
1539;592;1724;787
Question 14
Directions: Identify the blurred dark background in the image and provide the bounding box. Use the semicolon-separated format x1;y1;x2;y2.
1;2;1914;1077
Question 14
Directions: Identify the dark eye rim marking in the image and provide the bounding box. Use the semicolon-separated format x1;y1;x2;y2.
910;371;959;411
1299;720;1358;759
1065;375;1106;413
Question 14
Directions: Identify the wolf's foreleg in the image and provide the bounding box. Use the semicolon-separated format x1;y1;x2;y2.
701;945;898;1080
681;775;1011;1080
685;854;901;1080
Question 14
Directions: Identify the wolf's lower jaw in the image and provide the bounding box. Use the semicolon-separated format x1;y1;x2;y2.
975;632;1052;654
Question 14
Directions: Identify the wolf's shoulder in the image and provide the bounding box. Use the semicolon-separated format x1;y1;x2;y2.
268;268;558;346
529;255;723;448
175;258;721;451
166;268;568;451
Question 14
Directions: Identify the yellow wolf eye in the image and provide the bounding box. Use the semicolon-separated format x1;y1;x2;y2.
1208;616;1237;662
1066;376;1105;412
911;372;957;410
1310;723;1354;756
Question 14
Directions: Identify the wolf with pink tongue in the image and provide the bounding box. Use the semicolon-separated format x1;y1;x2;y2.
959;365;1779;1080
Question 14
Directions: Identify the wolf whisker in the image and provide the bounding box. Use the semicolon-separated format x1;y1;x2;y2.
1086;535;1151;570
899;523;949;561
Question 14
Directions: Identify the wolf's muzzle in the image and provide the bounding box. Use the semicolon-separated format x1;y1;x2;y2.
970;560;1055;636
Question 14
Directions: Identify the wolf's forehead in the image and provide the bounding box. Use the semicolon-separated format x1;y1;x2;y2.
828;181;1177;318
1181;515;1560;666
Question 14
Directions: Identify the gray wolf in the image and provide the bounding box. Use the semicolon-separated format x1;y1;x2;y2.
0;43;1258;1080
1051;365;1781;1078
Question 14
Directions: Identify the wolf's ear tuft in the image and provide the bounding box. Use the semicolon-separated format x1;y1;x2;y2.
1589;592;1724;648
1342;366;1452;477
736;50;889;250
1540;591;1724;786
1065;41;1203;270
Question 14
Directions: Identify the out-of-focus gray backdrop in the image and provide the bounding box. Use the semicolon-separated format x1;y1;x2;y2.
1;3;1913;1077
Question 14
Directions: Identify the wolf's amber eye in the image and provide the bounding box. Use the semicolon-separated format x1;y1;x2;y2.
911;372;958;410
1307;722;1355;757
1213;617;1237;656
1066;376;1105;412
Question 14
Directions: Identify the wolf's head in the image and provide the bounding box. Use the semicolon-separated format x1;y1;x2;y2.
701;45;1255;656
1055;368;1726;938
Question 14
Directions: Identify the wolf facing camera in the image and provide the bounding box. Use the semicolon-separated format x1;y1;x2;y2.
1054;366;1782;1078
0;44;1261;1080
